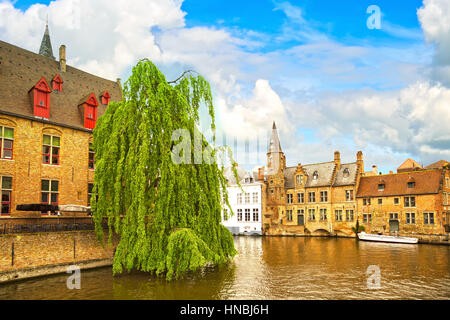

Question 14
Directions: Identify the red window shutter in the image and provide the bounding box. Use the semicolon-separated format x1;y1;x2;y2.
32;78;51;118
101;91;110;105
84;104;97;129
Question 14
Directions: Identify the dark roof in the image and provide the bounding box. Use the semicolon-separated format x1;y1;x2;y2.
425;160;449;170
333;162;358;187
0;40;122;131
284;161;337;189
356;170;442;198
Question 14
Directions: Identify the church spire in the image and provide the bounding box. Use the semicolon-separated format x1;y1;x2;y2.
39;19;55;60
268;121;282;153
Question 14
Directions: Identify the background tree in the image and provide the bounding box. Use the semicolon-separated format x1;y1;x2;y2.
91;59;238;280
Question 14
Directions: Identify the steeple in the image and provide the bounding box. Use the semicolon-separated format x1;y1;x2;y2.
39;19;55;60
268;121;282;153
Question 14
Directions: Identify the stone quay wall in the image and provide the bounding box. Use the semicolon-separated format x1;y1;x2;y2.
0;230;119;283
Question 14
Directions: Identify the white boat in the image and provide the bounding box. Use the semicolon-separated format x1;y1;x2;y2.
357;232;418;244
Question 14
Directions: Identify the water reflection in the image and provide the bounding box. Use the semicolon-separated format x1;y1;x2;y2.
0;237;448;300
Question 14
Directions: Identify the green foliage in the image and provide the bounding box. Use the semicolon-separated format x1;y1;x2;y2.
91;59;237;280
352;225;365;234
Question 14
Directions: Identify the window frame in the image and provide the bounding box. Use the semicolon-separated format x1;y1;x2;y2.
41;179;59;214
252;208;259;222
1;176;12;215
42;134;60;165
88;143;95;169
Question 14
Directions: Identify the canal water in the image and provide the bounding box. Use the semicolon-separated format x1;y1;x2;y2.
1;237;449;300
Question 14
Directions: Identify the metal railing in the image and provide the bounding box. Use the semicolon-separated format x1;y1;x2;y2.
0;222;108;235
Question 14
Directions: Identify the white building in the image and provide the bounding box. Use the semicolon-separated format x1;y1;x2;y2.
221;166;263;236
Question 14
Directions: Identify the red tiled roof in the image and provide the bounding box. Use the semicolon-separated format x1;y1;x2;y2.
357;170;442;198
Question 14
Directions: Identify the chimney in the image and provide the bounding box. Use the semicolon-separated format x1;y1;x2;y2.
372;165;377;175
389;170;393;174
59;45;66;73
357;151;364;172
334;151;341;170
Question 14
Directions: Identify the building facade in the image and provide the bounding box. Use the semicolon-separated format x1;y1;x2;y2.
261;123;363;237
357;165;450;236
221;166;263;235
0;25;121;218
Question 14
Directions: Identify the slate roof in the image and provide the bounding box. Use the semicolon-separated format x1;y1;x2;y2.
333;162;358;187
39;23;55;60
223;166;253;185
284;161;338;189
268;121;282;153
0;39;122;131
356;170;442;198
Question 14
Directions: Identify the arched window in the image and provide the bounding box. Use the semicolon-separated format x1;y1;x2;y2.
343;168;350;178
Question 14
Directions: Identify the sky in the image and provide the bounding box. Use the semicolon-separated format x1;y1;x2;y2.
1;0;449;174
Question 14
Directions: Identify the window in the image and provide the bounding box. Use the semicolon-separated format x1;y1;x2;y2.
446;177;449;188
363;214;372;224
237;209;242;221
394;198;399;205
245;193;250;204
320;191;328;202
404;196;416;208
407;182;415;188
41;179;59;210
308;192;316;203
101;91;111;105
378;198;383;205
89;143;95;169
320;208;327;221
0;126;14;160
297;209;304;225
312;171;318;180
88;183;94;206
252;192;258;203
308;209;315;221
237;193;242;204
287;193;293;204
43;135;60;165
406;212;415;224
252;208;259;222
346;190;354;201
52;74;63;92
363;198;371;206
296;175;303;185
378;184;385;191
297;192;304;203
346;210;354;221
424;212;434;225
343;168;350;178
335;210;343;221
1;176;12;215
389;213;398;220
286;210;293;222
245;208;251;222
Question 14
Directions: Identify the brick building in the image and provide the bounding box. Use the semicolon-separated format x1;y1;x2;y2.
261;122;364;236
0;24;121;217
357;163;449;236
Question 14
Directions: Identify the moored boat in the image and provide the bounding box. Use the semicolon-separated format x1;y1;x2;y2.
357;232;418;244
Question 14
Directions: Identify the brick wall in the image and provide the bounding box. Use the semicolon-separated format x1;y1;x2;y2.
0;230;118;274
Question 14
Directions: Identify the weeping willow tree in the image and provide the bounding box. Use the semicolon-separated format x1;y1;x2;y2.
91;59;238;280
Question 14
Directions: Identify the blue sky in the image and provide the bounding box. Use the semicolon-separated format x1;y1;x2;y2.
2;0;449;173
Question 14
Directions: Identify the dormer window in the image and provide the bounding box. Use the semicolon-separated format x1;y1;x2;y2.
378;184;385;191
407;182;415;188
313;171;318;180
30;77;51;118
79;93;99;130
101;90;111;105
52;74;63;92
296;175;303;185
343;168;350;178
